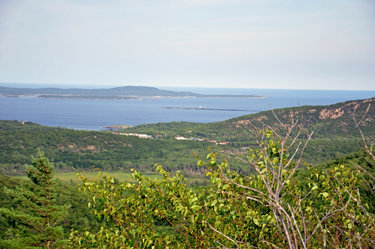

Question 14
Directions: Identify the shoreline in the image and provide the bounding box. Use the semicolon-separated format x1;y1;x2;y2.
0;94;266;100
162;107;258;112
104;125;133;129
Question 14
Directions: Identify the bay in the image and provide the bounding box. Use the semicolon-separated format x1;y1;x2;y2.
1;86;374;130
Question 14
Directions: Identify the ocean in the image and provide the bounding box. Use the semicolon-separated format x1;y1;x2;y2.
1;85;374;130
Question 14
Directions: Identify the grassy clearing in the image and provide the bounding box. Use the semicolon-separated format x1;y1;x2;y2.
54;171;161;183
15;171;209;186
15;171;210;186
15;171;157;183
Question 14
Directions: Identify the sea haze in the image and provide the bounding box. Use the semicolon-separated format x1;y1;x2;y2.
1;86;374;130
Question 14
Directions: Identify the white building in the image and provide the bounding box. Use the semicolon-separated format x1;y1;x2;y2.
175;136;186;140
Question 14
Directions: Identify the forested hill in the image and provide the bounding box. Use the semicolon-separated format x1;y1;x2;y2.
0;85;261;98
129;97;375;139
228;97;375;138
126;97;375;164
0;120;217;176
0;97;374;176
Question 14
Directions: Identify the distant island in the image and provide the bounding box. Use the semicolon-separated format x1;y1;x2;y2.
0;85;264;100
162;106;258;112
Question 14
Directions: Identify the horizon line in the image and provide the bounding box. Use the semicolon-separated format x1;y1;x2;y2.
0;82;375;91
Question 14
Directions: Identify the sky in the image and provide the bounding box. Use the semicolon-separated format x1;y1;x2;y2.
0;0;374;90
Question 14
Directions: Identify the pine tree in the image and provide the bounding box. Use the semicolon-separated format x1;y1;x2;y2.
0;150;69;248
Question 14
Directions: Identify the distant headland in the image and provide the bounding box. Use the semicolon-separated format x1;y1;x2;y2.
162;106;258;112
0;85;264;100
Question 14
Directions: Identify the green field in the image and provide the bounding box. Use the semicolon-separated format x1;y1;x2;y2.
57;171;161;183
16;171;210;186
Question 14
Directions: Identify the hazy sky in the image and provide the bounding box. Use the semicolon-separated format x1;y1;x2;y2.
0;0;374;90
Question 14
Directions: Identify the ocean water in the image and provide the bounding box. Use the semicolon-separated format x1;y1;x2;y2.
1;86;374;130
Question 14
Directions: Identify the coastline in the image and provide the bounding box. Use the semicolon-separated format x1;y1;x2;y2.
0;94;266;100
104;125;133;129
162;107;258;112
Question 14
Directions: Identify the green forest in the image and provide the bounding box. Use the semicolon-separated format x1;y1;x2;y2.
0;97;375;248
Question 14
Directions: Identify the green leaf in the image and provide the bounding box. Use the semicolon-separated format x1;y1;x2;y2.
311;185;319;191
197;160;205;166
253;218;260;226
266;131;272;138
190;197;198;204
191;205;201;212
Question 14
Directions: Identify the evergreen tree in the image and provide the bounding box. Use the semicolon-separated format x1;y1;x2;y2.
0;150;69;248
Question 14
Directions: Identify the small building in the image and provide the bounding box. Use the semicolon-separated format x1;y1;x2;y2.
137;134;149;138
175;136;186;140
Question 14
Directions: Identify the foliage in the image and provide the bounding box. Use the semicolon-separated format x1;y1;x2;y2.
200;132;374;248
1;98;374;178
0;99;374;248
0;151;69;248
0;175;103;241
0;120;213;176
69;168;216;248
69;120;375;248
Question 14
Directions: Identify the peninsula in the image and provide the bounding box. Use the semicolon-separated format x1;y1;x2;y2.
162;106;258;112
